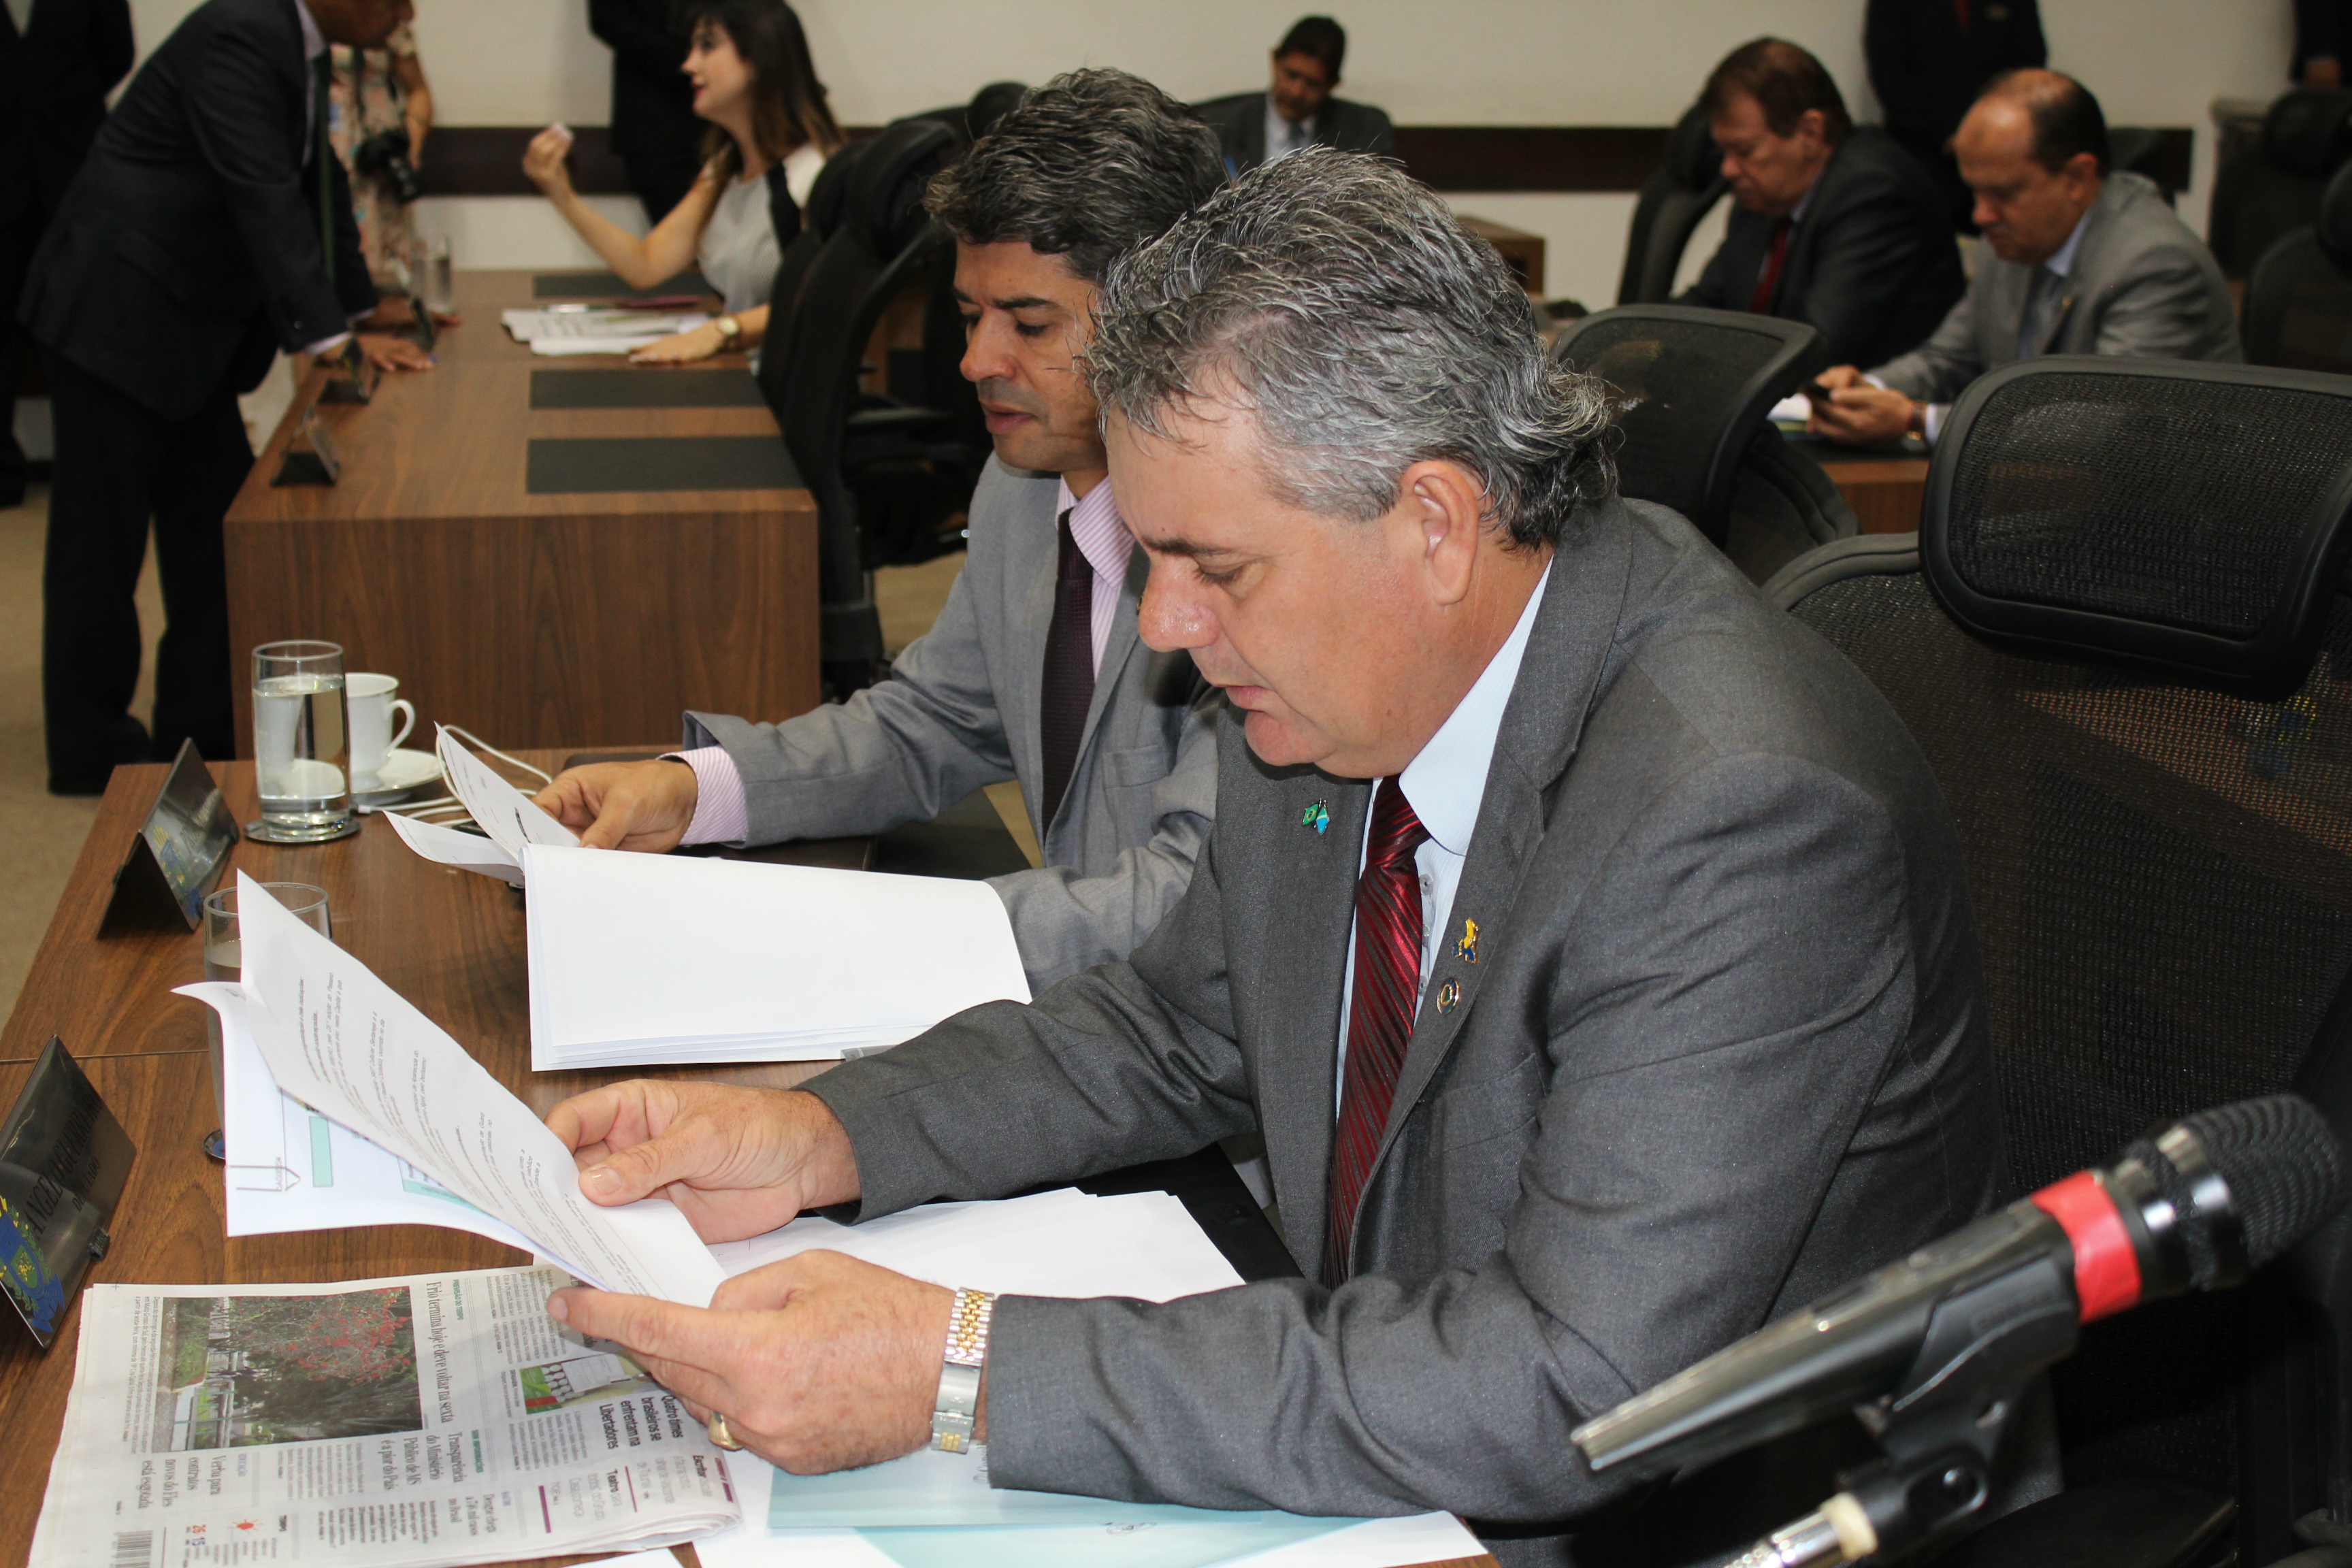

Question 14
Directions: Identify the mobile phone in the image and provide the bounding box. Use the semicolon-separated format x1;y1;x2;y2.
1800;378;1834;402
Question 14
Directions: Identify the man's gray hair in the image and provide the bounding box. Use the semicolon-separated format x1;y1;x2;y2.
1083;148;1615;546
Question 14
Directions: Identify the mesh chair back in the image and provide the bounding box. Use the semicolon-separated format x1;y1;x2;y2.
1616;103;1728;305
2246;161;2352;374
2210;88;2352;278
1554;304;1829;543
1720;429;1859;585
755;118;958;676
1768;358;2352;1556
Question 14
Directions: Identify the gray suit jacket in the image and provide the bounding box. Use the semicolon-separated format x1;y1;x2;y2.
804;498;2004;1554
1872;171;2242;405
686;459;1219;992
1194;90;1395;174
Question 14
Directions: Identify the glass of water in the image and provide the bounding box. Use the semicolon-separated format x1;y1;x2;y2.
201;882;331;1160
423;234;455;316
250;640;355;843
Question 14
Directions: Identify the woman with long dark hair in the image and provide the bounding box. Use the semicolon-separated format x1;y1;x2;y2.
523;0;842;362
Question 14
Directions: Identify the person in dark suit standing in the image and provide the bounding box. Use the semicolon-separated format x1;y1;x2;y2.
1866;0;2046;229
2296;0;2352;88
1194;14;1392;175
0;0;133;509
1680;37;1964;370
590;0;706;223
18;0;431;794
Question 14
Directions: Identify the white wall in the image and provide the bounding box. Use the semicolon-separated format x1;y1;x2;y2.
119;0;2298;306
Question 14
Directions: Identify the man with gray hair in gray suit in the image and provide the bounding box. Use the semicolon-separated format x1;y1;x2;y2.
1810;67;2240;446
537;149;2008;1565
534;71;1228;994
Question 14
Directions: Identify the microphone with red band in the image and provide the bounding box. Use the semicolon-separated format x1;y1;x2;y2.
1572;1094;2347;1486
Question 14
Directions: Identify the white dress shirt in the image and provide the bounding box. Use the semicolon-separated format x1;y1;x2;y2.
1335;570;1549;1106
1262;97;1316;164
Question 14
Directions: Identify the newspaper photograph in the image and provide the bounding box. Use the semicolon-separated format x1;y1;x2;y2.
29;1265;740;1568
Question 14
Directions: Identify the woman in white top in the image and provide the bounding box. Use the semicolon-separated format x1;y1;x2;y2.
523;0;841;363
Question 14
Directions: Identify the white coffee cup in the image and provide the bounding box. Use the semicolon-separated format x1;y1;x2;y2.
347;673;416;785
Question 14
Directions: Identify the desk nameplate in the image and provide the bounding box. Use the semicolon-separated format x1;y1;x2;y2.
99;740;237;935
0;1039;135;1349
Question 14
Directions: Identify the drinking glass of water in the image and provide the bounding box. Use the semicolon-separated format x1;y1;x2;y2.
201;881;330;1160
423;234;455;316
249;640;357;843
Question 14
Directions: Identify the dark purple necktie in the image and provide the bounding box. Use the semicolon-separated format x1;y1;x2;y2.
1036;510;1095;829
1324;777;1430;1286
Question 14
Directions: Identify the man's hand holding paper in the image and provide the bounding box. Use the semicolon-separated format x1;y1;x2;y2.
534;757;701;851
544;1079;962;1474
547;1251;954;1476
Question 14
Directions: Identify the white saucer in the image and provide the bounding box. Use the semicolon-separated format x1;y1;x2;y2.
352;746;444;808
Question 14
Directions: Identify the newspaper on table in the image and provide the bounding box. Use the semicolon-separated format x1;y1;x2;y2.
499;308;710;356
25;1265;740;1568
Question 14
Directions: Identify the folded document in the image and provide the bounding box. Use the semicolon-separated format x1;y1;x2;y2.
392;728;1030;1068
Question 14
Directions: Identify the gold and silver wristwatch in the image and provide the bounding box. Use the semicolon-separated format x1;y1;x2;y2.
931;1287;996;1452
713;314;742;346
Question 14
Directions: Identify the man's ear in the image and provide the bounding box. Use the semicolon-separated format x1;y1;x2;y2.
1399;459;1490;608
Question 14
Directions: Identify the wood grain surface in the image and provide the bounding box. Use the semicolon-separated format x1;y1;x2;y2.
1826;457;1931;536
223;272;820;753
0;758;1499;1568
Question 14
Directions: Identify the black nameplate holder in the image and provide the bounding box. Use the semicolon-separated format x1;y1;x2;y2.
316;339;379;405
272;406;342;486
99;739;238;936
0;1038;136;1348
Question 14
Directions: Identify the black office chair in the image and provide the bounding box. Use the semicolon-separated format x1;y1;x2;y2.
1553;304;1856;581
1763;356;2352;1567
2108;125;2184;208
2246;160;2352;375
2210;88;2352;280
755;118;985;696
1616;103;1727;306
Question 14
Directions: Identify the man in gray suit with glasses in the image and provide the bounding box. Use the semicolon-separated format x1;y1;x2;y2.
538;150;2012;1565
536;72;1228;994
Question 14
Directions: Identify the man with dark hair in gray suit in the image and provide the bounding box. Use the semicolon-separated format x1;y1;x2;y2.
1811;67;2241;446
538;149;2005;1565
536;71;1228;996
1195;14;1393;174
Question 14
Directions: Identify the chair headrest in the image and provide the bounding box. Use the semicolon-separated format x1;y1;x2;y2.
2265;88;2352;176
1667;102;1721;193
1925;357;2352;693
966;82;1028;142
2321;160;2352;266
802;141;856;241
845;119;957;258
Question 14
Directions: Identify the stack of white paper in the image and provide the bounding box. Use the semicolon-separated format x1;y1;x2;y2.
391;728;1031;1069
500;307;710;356
523;844;1028;1068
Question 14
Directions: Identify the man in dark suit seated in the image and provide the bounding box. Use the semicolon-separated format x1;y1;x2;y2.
1194;14;1393;174
1679;36;1964;370
18;0;431;794
0;0;132;509
1810;69;2241;448
536;149;2013;1566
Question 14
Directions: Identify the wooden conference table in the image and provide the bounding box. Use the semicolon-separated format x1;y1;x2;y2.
0;755;1493;1568
221;271;822;757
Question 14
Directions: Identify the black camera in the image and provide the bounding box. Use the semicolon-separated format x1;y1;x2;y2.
351;126;423;206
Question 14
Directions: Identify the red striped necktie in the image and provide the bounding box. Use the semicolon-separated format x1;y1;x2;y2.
1323;777;1430;1287
1749;216;1793;314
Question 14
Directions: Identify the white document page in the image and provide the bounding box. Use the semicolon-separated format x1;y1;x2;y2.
521;843;1030;1069
182;978;538;1253
227;872;723;1305
502;308;709;342
695;1191;1480;1568
437;725;578;861
383;808;525;885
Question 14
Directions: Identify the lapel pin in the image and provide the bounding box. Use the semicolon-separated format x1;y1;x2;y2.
1452;918;1480;966
1301;802;1330;835
1436;978;1462;1014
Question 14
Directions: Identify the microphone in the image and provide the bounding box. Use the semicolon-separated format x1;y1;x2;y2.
1571;1095;2347;1485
